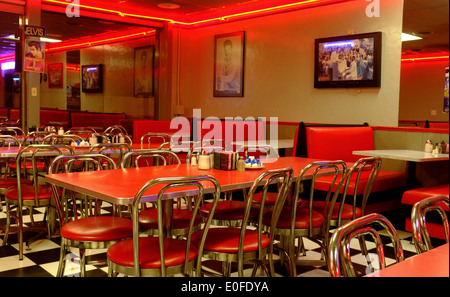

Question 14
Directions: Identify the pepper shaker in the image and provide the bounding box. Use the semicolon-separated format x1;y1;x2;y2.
424;140;433;153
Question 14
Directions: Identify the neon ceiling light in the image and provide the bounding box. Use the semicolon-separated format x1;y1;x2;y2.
42;0;353;26
401;55;449;62
46;29;155;52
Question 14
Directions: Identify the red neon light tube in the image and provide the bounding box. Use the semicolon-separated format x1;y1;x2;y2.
401;55;449;62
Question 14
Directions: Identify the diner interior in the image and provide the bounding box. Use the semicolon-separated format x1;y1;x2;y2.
0;0;448;278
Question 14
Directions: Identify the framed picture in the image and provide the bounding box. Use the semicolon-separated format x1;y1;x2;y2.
314;31;382;88
48;63;63;88
81;64;103;93
134;46;154;97
214;31;245;97
23;39;45;73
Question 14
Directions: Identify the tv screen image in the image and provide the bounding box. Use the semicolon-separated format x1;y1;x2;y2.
81;64;103;93
314;32;382;88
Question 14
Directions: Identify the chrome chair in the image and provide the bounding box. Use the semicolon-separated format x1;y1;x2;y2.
41;134;85;145
121;150;199;237
328;213;404;277
104;125;128;136
313;157;382;228
88;142;132;167
261;160;347;276
236;144;280;207
197;167;293;277
107;175;221;277
411;195;449;254
0;135;23;178
140;132;171;148
2;144;74;260
121;149;181;168
49;154;133;277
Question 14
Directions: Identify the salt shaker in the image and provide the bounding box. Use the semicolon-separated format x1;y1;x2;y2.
237;157;246;171
58;127;64;135
424;140;433;153
191;154;197;166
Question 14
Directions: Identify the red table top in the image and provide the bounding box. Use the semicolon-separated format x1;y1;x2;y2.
45;157;327;205
366;243;449;277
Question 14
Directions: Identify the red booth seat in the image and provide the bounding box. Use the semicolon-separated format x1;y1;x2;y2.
133;120;187;144
40;109;69;130
401;184;449;240
428;122;449;129
293;123;407;213
71;112;125;132
194;118;266;150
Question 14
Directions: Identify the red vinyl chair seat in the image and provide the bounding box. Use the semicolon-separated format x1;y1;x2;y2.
401;184;449;208
61;216;133;242
309;201;362;220
9;160;47;171
314;171;407;195
252;192;278;206
138;208;203;229
192;227;270;253
5;184;59;201
262;206;324;229
199;200;258;221
0;178;33;188
107;237;198;269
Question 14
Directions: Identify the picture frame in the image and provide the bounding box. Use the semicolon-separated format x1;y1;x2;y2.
48;63;63;88
214;31;245;97
81;64;103;93
134;45;154;97
314;31;382;88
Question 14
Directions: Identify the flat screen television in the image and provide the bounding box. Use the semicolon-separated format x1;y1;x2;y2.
81;64;103;93
314;32;382;88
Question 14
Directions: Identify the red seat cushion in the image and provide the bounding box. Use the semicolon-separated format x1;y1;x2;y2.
61;216;133;242
192;227;270;253
5;184;55;201
199;200;258;221
314;170;407;195
309;201;362;220
0;178;33;188
262;206;323;229
9;160;47;170
138;208;202;230
107;237;198;269
252;192;278;206
401;184;449;209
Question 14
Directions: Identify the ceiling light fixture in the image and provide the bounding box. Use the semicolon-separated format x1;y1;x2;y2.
42;0;354;27
157;3;181;10
402;33;422;42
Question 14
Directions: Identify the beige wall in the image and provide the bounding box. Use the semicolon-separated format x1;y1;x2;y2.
399;60;449;122
41;37;156;118
178;0;404;126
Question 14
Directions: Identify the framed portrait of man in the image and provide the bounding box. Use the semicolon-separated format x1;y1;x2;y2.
214;31;245;97
134;46;154;97
23;39;45;73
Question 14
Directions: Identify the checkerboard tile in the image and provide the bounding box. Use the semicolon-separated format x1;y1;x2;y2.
0;202;443;277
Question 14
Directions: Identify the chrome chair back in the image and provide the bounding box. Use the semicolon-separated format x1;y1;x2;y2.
331;157;382;227
2;144;74;259
104;125;128;135
121;149;181;168
140;132;171;147
328;213;404;277
107;175;222;277
41;134;85;145
48;154;131;277
411;195;449;254
88;142;132;166
236;144;279;159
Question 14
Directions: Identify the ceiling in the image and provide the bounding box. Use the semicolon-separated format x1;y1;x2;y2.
0;0;448;58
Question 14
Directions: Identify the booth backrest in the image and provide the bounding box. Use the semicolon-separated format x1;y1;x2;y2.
428;122;449;130
293;122;373;163
40;110;70;130
71;112;125;131
133;120;186;143
193;118;266;150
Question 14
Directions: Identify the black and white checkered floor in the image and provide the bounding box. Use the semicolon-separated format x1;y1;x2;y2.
0;202;442;277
